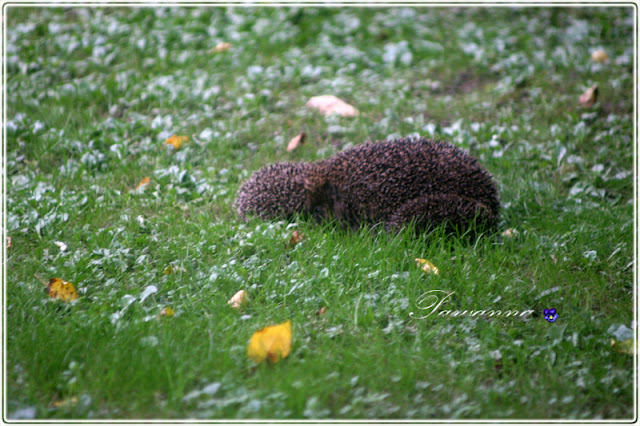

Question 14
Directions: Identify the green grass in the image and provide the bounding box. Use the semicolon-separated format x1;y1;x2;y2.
4;5;635;420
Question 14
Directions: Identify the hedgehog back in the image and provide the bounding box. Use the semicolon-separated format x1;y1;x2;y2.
324;138;499;223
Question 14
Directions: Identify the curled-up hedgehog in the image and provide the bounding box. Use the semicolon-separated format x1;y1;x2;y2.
235;137;500;234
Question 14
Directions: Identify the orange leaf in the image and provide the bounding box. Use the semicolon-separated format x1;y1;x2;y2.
46;278;79;302
287;132;306;152
164;135;188;149
247;320;292;363
136;177;150;190
306;95;359;117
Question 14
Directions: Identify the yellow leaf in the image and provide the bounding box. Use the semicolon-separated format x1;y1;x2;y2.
306;95;359;117
591;49;608;63
247;320;292;363
227;289;249;309
212;42;231;53
578;84;598;108
136;177;150;191
415;258;439;275
610;338;635;355
287;132;306;152
160;307;175;317
46;278;79;302
164;135;188;149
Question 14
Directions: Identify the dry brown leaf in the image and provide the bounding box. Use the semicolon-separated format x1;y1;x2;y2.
579;84;598;108
591;49;609;63
415;258;439;275
306;95;359;117
316;306;326;316
287;230;304;247
7;236;11;249
287;132;306;152
228;289;248;309
212;42;231;53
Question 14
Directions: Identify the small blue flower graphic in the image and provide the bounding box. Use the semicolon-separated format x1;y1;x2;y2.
544;308;559;323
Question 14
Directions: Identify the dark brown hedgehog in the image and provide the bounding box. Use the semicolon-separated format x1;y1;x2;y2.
235;137;500;234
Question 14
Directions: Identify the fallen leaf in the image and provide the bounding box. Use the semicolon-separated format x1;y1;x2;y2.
610;338;635;355
164;135;188;149
591;49;609;63
306;95;359;117
415;258;439;275
579;84;598;108
316;306;326;316
287;132;306;152
160;307;175;317
287;230;304;247
212;42;231;53
500;228;519;238
7;236;12;248
136;177;150;191
52;395;78;409
46;278;78;302
247;320;292;363
227;290;248;309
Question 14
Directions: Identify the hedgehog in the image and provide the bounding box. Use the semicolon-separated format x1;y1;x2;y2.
234;137;500;234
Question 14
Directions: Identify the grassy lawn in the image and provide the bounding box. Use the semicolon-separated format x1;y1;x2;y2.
4;5;635;420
